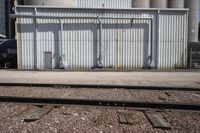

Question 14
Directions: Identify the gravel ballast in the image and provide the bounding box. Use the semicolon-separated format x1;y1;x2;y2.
0;103;199;133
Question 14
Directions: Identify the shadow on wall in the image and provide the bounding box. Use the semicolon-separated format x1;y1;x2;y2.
17;21;150;70
174;48;186;69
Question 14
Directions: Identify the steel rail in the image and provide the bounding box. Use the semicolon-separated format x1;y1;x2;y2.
0;96;200;111
0;83;199;91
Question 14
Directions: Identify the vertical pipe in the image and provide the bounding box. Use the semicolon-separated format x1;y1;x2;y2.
59;19;64;68
150;19;155;68
98;18;103;67
156;10;160;69
33;7;37;69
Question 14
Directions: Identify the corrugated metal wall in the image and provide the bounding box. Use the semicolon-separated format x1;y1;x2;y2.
15;7;188;70
158;11;188;69
101;17;152;69
62;19;97;69
77;0;132;8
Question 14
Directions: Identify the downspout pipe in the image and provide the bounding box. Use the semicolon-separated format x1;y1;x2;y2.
131;18;154;69
33;7;37;69
58;19;64;68
149;19;155;69
97;18;103;68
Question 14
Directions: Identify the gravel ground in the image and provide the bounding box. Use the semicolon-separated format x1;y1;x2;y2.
0;103;199;133
0;86;200;104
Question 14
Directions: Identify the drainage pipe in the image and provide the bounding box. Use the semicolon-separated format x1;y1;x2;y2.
33;7;37;69
10;14;152;20
150;18;154;68
58;19;64;68
97;18;103;67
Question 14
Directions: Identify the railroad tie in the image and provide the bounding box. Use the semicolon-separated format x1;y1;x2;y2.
24;106;54;122
144;112;171;130
118;112;133;124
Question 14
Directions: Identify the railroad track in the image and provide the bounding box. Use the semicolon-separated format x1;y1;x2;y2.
0;96;200;111
0;82;199;91
0;83;199;130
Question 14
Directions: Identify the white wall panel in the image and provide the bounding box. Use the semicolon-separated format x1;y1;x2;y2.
15;6;188;70
158;11;188;69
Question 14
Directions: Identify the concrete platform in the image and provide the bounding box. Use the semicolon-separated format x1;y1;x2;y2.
0;70;200;88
